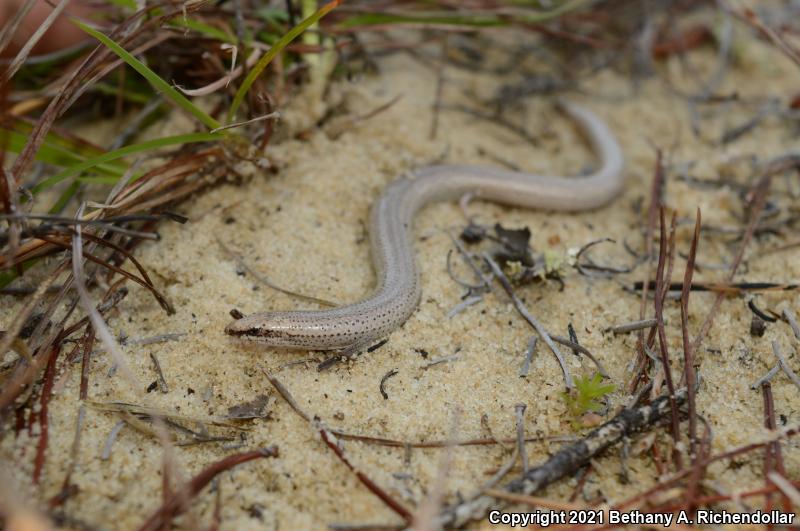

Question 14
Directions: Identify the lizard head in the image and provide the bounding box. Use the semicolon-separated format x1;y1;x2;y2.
224;311;306;348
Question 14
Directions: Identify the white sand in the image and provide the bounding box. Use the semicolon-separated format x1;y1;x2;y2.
3;24;800;530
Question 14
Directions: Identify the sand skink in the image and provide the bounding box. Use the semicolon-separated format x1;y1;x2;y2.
225;101;625;355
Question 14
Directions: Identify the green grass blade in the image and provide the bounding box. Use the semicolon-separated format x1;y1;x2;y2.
169;18;237;44
227;0;340;123
0;259;38;290
340;0;590;27
2;128;126;177
31;132;222;195
340;13;505;28
257;6;290;24
105;0;137;10
74;20;221;130
49;180;82;214
5;118;124;161
519;0;591;22
9;119;110;159
92;82;153;104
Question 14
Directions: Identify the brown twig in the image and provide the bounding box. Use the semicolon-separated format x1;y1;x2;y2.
679;208;702;514
439;387;690;527
653;209;681;466
483;253;573;390
611;423;800;514
762;383;791;514
137;447;279;531
680;209;700;459
79;324;95;400
318;426;413;524
629;150;665;393
691;167;774;353
32;343;60;484
263;368;571;449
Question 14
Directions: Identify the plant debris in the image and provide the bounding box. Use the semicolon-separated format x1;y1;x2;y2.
3;0;800;528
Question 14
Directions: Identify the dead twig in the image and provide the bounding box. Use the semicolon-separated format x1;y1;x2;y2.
438;387;690;527
149;352;169;394
770;341;800;391
318;425;413;525
680;209;702;511
217;237;337;307
750;365;780;389
137;447;279;531
783;308;800;340
263;369;571;449
691;167;778;353
519;336;537;378
379;369;398;400
549;335;609;378
515;404;528;474
628;150;665;394
483;253;573;390
652;210;681;464
607;319;657;335
680;209;701;461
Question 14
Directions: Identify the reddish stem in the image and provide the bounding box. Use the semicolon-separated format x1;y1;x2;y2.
319;427;413;523
137;447;279;531
33;343;61;484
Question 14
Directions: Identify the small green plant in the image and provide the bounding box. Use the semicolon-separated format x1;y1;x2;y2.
564;373;615;427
